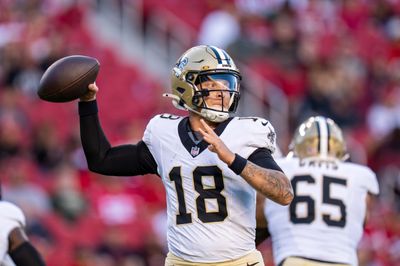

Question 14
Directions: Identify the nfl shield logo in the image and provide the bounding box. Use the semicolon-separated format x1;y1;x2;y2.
191;146;200;157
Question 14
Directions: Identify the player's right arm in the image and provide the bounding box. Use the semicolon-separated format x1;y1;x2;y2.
8;228;46;266
1;202;46;266
79;84;157;176
362;167;380;226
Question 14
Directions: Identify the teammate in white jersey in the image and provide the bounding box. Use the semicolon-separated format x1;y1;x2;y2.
0;196;46;266
78;45;293;265
262;116;379;266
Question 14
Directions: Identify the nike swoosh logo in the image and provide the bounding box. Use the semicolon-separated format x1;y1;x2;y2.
247;262;259;266
193;59;204;63
261;121;268;126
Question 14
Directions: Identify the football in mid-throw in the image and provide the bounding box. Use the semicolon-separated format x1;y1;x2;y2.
37;55;100;102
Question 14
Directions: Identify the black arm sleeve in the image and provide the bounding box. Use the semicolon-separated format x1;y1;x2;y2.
255;227;270;246
248;148;283;172
9;242;46;266
79;100;158;176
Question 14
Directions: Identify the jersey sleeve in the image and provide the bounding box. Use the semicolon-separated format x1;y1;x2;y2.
364;168;380;195
239;117;277;154
143;113;182;147
142;115;157;150
142;114;165;170
2;255;16;266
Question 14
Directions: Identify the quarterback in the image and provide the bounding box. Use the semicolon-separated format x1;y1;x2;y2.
264;116;379;266
78;45;293;265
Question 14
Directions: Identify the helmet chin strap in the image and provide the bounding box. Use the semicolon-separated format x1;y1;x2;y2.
200;109;229;122
163;93;229;122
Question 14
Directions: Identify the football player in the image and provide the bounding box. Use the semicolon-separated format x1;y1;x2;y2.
263;116;379;266
78;45;293;265
0;194;46;266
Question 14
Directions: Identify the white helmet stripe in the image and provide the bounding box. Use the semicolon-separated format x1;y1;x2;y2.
209;45;229;64
208;46;223;64
317;117;328;157
221;50;232;66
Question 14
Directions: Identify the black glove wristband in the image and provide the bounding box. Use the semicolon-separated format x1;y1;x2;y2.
255;227;270;246
229;154;247;175
79;100;98;117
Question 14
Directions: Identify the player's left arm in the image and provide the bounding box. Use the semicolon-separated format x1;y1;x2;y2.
198;119;293;206
363;168;380;227
240;160;293;205
364;192;377;227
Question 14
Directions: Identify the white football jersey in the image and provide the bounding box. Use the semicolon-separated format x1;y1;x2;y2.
0;201;26;263
143;114;276;262
265;157;379;266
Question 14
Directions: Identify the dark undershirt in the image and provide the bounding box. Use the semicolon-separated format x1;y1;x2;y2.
79;100;283;176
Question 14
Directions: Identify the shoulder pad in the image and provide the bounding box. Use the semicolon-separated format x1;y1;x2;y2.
143;113;183;146
360;166;379;195
145;113;182;130
146;113;182;128
158;113;182;120
234;117;277;153
237;116;270;125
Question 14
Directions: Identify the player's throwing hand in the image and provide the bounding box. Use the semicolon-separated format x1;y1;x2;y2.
80;83;98;102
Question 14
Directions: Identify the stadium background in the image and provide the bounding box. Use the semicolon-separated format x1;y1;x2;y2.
0;0;399;265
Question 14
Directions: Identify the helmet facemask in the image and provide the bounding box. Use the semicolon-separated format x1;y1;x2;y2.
191;71;240;122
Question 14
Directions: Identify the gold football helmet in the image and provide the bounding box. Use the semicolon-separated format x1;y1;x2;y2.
164;45;241;122
290;116;348;160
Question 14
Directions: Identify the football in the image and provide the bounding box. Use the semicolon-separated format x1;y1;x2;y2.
37;55;100;102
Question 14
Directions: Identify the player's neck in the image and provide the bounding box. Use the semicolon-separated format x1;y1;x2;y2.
189;112;217;131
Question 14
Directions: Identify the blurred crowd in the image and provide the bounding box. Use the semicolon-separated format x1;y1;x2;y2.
0;0;399;266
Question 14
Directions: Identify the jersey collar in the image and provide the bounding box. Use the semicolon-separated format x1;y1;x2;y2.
178;117;233;158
